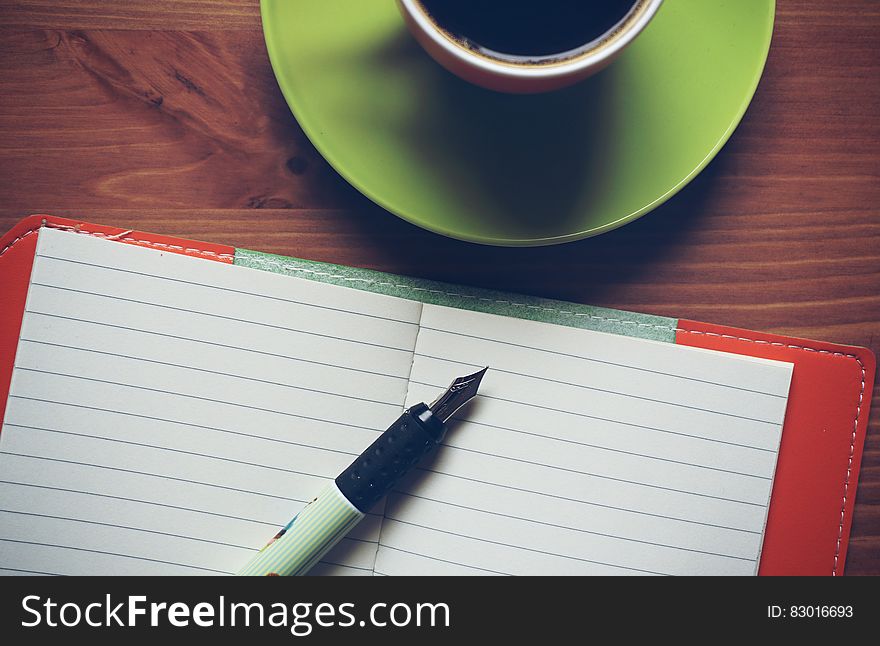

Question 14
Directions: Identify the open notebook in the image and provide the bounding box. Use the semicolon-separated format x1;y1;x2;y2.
0;225;799;576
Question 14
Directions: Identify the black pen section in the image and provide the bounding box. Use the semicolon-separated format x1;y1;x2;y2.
335;403;447;514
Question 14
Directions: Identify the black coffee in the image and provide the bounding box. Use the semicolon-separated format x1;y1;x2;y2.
418;0;642;63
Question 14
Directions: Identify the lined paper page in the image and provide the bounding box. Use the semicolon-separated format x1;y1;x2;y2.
373;305;793;576
0;228;421;576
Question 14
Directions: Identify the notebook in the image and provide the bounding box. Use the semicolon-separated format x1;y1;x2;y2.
0;216;874;576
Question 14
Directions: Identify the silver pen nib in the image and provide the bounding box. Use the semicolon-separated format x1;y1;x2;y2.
428;367;488;425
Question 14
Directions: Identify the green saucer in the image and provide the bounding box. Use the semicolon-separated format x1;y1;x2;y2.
261;0;775;246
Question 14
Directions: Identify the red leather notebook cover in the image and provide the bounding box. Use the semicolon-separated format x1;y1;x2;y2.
0;215;874;575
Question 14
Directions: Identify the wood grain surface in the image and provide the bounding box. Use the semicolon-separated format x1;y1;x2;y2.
0;1;878;574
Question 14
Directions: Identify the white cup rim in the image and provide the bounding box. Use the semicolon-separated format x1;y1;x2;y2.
399;0;664;80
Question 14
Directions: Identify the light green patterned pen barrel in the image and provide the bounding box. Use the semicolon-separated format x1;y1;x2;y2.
239;374;486;577
238;483;364;576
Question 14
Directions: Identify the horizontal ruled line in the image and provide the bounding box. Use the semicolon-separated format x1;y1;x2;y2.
0;478;281;527
4;423;342;483
377;545;512;576
0;464;302;520
4;425;372;524
0;509;258;552
409;468;760;535
445;420;770;479
0;538;232;575
0;457;381;521
414;376;779;450
26;311;409;381
417;327;787;398
451;414;775;454
391;492;754;562
9;395;362;459
30;282;414;354
411;378;780;427
0;567;63;576
435;443;766;506
19;338;402;409
382;517;670;576
415;352;784;425
337;536;378;545
37;253;420;326
317;561;374;572
13;368;384;435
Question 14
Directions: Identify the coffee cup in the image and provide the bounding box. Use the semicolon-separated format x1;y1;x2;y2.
397;0;664;93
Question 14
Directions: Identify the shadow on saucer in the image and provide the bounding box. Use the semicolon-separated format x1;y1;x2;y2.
370;31;617;234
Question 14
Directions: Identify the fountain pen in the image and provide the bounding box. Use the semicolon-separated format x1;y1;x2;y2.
238;367;488;576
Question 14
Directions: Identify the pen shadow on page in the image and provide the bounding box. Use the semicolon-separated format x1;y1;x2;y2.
383;414;477;517
312;414;479;574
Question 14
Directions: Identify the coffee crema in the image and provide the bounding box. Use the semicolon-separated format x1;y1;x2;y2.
417;0;645;65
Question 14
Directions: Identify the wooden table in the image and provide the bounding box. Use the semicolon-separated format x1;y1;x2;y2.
0;0;877;574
